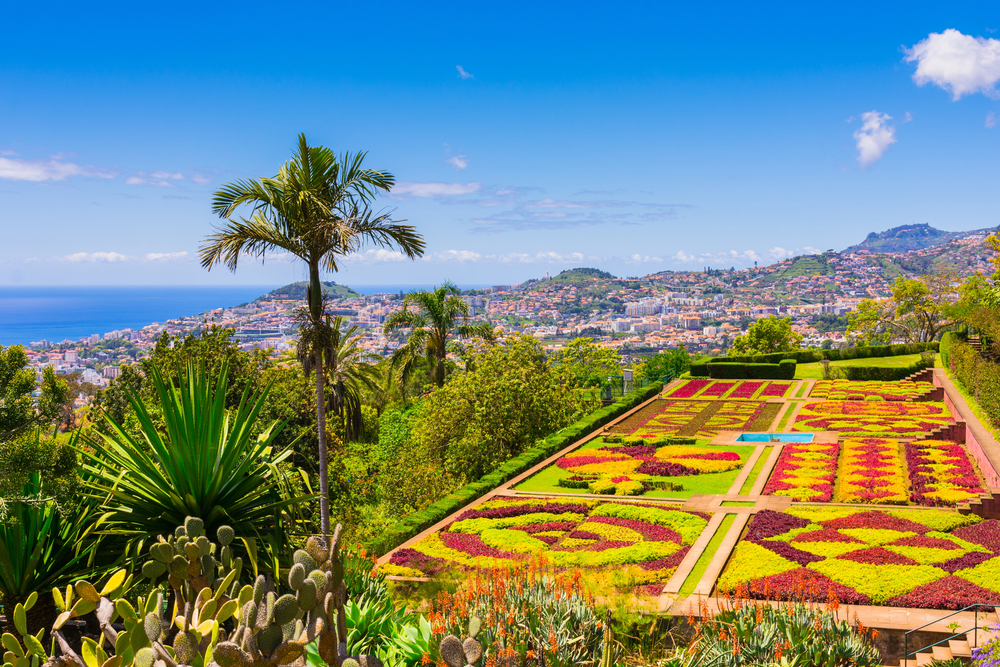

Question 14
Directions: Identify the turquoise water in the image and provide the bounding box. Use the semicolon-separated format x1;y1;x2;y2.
737;433;814;442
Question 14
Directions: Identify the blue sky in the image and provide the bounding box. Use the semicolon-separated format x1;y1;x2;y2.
2;2;999;286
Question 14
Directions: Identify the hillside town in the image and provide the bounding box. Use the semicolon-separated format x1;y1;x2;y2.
21;227;997;405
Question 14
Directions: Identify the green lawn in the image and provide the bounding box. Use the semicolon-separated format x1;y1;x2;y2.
738;450;770;494
679;513;736;595
794;353;925;379
513;438;757;499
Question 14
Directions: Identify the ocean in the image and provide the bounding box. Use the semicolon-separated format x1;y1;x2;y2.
0;286;275;346
0;284;494;346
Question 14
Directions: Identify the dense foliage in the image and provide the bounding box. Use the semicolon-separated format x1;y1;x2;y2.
728;315;802;356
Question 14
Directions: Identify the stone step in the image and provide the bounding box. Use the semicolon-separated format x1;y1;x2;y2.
931;645;953;661
949;639;971;658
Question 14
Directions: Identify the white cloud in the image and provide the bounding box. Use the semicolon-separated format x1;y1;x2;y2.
853;111;897;169
904;111;913;122
904;29;1000;100
987;111;997;128
393;181;482;197
0;155;115;182
345;249;408;263
423;249;482;262
126;171;183;187
58;251;131;263
144;251;188;262
191;174;212;185
673;251;695;262
445;155;468;170
456;65;473;80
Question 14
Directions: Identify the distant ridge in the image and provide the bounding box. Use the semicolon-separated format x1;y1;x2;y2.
255;281;359;301
842;223;996;254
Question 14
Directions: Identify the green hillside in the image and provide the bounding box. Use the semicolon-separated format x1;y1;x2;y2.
842;223;994;254
757;253;832;284
256;281;360;301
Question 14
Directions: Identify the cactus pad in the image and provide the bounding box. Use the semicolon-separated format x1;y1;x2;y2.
288;563;306;591
175;525;187;539
196;535;211;556
213;642;250;667
468;616;481;640
341;660;360;667
169;555;189;578
143;612;162;642
328;560;344;591
304;536;329;563
142;560;167;579
256;625;283;655
273;594;298;626
134;647;156;667
296;579;317;611
463;638;482;663
292;549;317;572
184;516;205;537
252;575;266;605
216;525;235;546
172;631;198;663
307;570;326;592
440;635;464;667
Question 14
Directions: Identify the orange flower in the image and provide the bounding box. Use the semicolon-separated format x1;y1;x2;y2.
421;653;432;665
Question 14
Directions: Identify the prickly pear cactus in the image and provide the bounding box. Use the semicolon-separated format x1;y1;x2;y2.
211;524;381;667
1;592;48;667
438;617;483;667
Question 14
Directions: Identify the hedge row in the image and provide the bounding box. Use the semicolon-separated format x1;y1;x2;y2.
832;354;935;382
365;380;665;556
704;360;797;380
713;341;940;365
940;331;963;369
945;338;1000;432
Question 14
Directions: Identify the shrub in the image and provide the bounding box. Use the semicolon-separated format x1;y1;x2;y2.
679;596;882;667
366;382;664;555
706;360;795;380
947;338;1000;433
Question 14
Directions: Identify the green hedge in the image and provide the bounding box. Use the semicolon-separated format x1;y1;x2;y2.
715;341;940;365
707;359;796;380
945;338;1000;432
940;331;963;369
690;362;709;377
366;380;664;556
833;354;934;381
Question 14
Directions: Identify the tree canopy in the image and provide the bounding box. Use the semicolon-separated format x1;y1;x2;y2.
728;315;803;355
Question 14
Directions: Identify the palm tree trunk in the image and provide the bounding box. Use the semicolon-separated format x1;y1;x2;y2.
315;347;330;535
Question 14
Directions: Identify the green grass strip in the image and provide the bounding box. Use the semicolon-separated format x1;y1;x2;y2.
794;381;810;398
775;404;797;432
721;501;754;507
739;449;770;495
679;513;736;596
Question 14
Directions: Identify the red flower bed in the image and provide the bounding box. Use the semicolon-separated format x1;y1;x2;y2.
763;442;838;502
639;545;691;571
745;510;811;540
458;502;589;519
440;532;522;559
837;547;919;566
701;381;737;398
937;551;995;574
952;519;1000;553
749;568;871;605
760;382;793;398
667;380;712;398
755;539;825;566
887;576;1000;610
729;381;764;399
905;440;985;506
889;534;961;550
791;528;862;544
512;522;578;534
823;511;931;534
635;460;700;476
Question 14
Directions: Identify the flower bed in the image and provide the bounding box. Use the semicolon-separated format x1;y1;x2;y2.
390;497;711;589
554;442;745;495
904;440;985;506
610;400;710;435
834;438;908;505
629;400;769;439
810;380;929;402
718;508;1000;609
666;380;794;400
792;400;951;438
763;442;840;501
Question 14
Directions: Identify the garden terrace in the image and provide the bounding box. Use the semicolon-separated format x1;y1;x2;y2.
791;400;953;439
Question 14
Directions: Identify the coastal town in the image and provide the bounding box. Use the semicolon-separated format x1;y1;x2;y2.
21;225;997;407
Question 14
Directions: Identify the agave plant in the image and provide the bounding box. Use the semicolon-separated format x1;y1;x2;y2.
0;469;100;636
78;361;314;570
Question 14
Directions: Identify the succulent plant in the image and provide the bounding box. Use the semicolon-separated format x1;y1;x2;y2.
437;617;483;667
211;524;382;667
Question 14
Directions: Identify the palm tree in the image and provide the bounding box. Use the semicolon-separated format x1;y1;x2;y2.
382;282;495;387
200;134;425;535
297;311;378;441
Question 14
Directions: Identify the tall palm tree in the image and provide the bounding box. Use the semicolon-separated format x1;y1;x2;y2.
296;311;378;441
200;134;425;534
382;282;495;387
